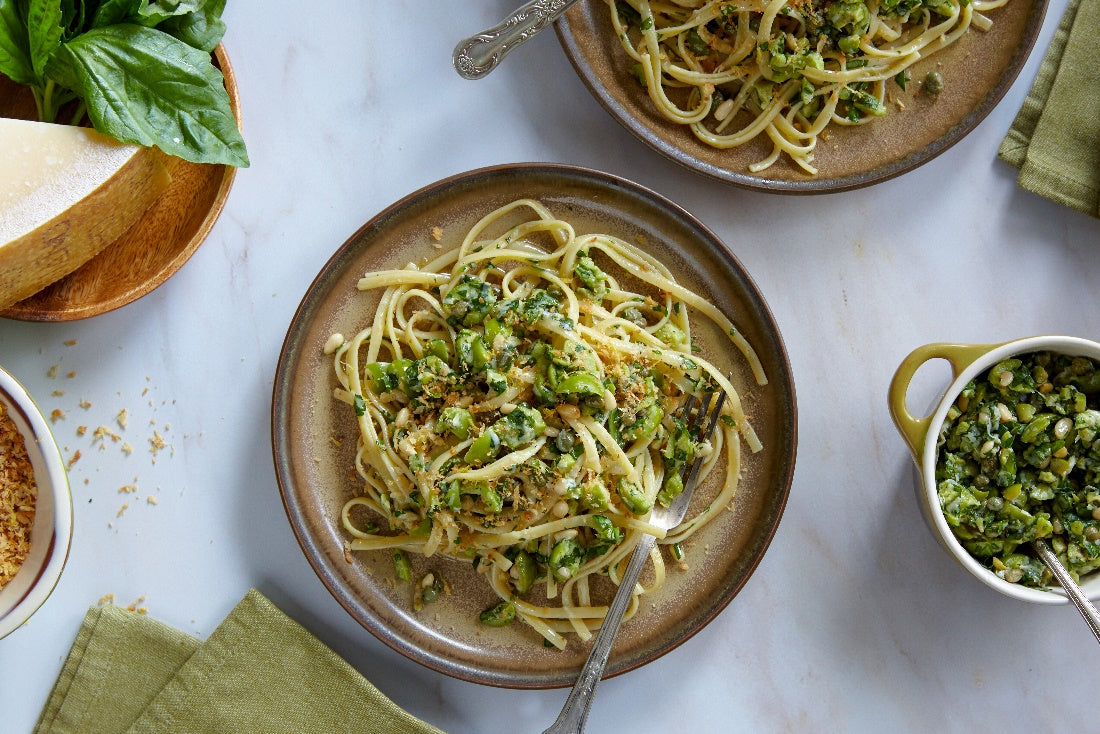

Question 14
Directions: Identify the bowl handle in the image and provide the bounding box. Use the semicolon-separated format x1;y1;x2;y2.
888;343;998;461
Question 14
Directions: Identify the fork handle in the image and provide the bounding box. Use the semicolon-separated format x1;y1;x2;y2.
453;0;580;80
542;534;657;734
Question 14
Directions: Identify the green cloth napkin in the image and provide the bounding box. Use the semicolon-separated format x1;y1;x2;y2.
34;589;446;734
999;0;1100;217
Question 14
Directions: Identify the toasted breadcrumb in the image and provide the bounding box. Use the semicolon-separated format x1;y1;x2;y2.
50;408;65;423
64;340;77;346
431;226;444;241
117;503;129;517
76;426;87;437
78;400;91;409
47;365;59;379
67;450;81;469
98;593;116;606
149;430;168;455
93;425;122;444
146;495;158;505
0;403;36;588
116;409;128;429
121;442;133;455
52;390;64;397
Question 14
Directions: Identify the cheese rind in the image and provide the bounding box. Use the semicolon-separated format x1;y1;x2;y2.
0;118;170;309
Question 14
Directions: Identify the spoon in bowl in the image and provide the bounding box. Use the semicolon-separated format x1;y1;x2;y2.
453;0;581;79
1033;539;1100;644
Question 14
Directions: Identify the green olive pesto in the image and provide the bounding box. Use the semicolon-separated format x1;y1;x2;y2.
937;352;1100;588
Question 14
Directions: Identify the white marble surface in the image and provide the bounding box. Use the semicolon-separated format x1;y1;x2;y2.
4;1;1100;731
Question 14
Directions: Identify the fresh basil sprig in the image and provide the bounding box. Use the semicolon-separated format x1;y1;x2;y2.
0;0;247;167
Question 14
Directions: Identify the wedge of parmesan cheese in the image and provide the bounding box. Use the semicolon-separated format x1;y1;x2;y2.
0;118;170;309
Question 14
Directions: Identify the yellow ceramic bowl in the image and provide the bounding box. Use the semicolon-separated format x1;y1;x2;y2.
889;335;1100;604
0;364;72;638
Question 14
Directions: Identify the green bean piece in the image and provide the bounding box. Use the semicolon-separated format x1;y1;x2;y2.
654;322;688;349
549;538;583;581
511;551;537;594
392;550;412;581
438;406;474;440
464;428;500;465
479;600;516;627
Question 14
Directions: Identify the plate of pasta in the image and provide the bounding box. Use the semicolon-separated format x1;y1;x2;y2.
556;0;1045;191
272;164;796;687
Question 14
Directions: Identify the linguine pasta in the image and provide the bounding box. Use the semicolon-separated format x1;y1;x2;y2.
607;0;1009;174
330;199;765;647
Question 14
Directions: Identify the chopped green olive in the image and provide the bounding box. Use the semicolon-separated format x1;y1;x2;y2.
549;538;583;581
438;406;474;440
392;550;412;582
589;515;622;545
464;428;501;465
479;600;516;627
555;372;604;397
511;551;537;594
492;406;546;449
617;478;653;515
937;351;1100;588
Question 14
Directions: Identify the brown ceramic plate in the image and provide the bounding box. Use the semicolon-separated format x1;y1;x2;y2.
0;45;240;321
556;0;1046;192
272;164;797;688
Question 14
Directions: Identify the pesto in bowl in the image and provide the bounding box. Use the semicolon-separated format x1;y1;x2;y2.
936;351;1100;589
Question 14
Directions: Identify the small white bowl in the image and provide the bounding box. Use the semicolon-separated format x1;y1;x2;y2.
889;335;1100;604
0;364;72;638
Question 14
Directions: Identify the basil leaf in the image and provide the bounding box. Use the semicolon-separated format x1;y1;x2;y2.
90;0;141;29
137;0;205;26
59;0;84;40
48;24;248;166
26;0;64;79
158;0;223;52
0;0;35;84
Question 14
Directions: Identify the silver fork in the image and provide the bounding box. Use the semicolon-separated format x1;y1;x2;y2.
542;389;728;734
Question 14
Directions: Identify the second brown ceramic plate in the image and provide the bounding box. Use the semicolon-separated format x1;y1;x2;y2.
557;0;1046;192
272;164;796;688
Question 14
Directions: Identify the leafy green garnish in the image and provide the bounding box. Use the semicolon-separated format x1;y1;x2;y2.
0;0;247;167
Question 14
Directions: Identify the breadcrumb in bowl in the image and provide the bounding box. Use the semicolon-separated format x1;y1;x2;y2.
0;364;72;639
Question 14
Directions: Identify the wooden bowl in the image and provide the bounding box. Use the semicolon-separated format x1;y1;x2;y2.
0;45;241;321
